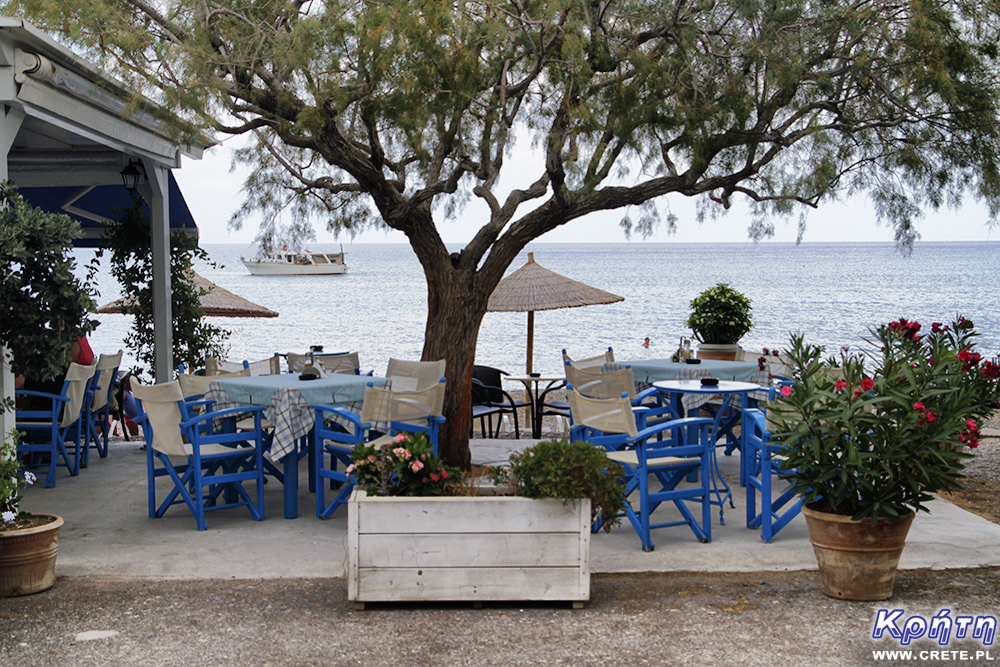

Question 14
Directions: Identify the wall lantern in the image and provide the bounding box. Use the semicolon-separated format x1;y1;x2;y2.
119;159;145;193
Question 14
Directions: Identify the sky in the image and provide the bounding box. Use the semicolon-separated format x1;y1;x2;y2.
172;137;1000;248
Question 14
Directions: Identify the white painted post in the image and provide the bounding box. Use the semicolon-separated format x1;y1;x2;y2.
142;163;173;382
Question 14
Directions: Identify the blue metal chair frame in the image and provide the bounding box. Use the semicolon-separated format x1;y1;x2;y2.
136;390;266;531
744;408;803;542
15;384;80;487
569;388;715;550
84;354;122;465
312;380;445;519
15;365;96;487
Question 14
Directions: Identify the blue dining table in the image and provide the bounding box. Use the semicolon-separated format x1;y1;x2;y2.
208;373;387;519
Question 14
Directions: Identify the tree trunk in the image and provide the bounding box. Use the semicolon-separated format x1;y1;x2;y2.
418;258;490;470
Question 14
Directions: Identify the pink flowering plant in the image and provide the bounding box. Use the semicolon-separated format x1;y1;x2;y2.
770;316;1000;524
347;432;462;496
1;429;37;531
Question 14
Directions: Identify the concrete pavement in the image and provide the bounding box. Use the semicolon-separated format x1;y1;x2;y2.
18;437;1000;580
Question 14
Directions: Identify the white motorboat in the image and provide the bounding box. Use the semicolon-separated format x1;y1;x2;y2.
240;247;347;276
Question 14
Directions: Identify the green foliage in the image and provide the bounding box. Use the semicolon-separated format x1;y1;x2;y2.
487;439;626;531
97;200;229;378
685;283;754;344
0;181;98;381
1;429;36;529
10;0;1000;248
770;316;1000;524
348;432;463;496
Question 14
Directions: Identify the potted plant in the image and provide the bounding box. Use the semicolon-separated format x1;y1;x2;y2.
685;283;754;360
769;317;1000;601
0;428;63;597
345;435;623;608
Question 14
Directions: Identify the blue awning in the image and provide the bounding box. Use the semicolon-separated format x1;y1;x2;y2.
18;171;198;248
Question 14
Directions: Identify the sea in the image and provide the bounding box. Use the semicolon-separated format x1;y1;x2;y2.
74;241;1000;378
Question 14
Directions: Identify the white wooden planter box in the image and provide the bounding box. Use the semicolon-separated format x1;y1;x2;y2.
347;489;591;607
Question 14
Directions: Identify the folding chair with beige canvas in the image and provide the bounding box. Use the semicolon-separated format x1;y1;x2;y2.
15;361;97;487
568;386;714;550
312;375;446;519
85;350;123;464
133;380;266;531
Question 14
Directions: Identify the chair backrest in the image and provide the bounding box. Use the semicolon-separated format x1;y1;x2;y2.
360;378;446;425
567;386;638;438
472;365;508;403
385;358;446;392
132;380;188;457
92;350;123;411
204;356;248;375
316;352;360;375
60;361;98;428
562;347;615;371
177;368;250;399
244;355;282;376
286;352;309;373
565;363;636;401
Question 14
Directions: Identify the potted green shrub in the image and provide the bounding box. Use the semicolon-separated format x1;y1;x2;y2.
0;429;63;597
0;183;93;596
345;436;623;608
769;317;1000;601
685;283;753;360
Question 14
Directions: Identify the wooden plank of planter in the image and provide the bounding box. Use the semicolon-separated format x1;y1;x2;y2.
357;533;583;568
353;494;586;533
348;490;590;605
355;567;586;602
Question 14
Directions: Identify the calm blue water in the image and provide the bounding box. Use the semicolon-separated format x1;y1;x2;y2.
76;241;1000;377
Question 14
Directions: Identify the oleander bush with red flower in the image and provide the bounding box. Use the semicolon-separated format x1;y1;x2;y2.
769;316;1000;523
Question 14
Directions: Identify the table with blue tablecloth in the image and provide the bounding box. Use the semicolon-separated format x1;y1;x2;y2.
619;358;768;411
205;373;386;518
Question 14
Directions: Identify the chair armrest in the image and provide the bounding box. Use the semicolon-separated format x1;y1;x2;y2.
313;404;366;428
630;416;715;444
181;405;264;430
14;389;69;402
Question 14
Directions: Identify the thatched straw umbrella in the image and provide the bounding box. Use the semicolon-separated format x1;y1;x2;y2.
96;272;279;318
487;253;623;373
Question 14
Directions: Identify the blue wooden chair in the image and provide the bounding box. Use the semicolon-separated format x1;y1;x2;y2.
313;378;446;519
567;386;715;550
133;380;266;531
744;408;803;542
83;350;122;465
15;361;97;487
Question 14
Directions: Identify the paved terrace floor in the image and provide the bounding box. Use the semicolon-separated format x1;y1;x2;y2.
19;437;1000;580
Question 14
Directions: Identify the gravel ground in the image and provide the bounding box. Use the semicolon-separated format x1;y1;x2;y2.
4;569;1000;667
6;406;995;666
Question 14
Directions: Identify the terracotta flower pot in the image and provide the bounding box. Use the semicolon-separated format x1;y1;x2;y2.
802;505;913;601
0;514;63;597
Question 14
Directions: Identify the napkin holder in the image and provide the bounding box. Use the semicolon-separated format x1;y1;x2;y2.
299;365;326;381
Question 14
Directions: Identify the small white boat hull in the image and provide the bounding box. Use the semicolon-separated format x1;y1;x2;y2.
241;251;347;276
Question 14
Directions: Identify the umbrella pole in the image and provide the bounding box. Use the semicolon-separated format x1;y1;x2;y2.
526;310;535;436
526;311;534;375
